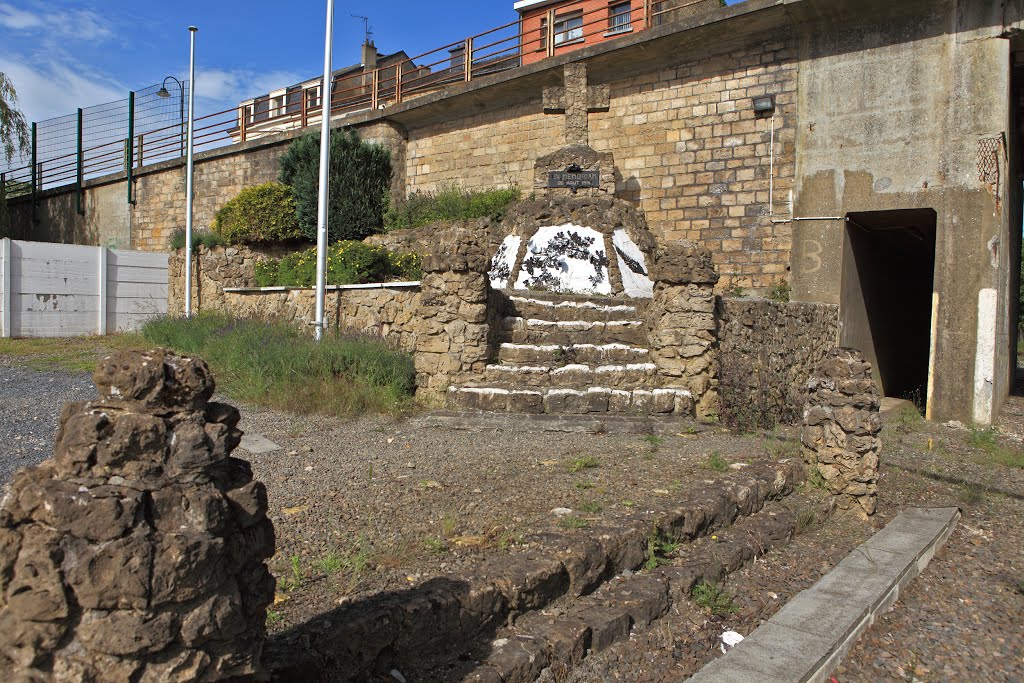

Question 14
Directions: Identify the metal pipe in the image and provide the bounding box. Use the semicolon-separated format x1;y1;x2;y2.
314;0;335;342
127;92;135;206
76;108;84;215
184;26;198;318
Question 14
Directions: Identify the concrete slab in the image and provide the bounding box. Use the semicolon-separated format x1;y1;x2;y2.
685;507;959;683
238;433;282;454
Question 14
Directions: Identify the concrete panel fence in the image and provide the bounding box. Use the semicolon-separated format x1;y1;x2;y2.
0;238;168;338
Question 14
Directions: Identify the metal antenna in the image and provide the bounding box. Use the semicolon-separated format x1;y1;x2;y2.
351;14;373;44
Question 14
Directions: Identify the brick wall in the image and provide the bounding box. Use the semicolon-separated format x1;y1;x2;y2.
407;39;797;290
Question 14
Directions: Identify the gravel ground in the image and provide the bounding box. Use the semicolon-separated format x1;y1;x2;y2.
2;358;1022;682
0;364;95;486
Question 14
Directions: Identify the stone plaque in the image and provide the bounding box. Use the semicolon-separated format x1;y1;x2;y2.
548;169;600;190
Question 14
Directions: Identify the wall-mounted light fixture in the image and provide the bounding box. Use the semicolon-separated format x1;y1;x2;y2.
752;95;775;116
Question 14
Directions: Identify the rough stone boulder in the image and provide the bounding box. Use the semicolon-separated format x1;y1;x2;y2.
0;349;275;681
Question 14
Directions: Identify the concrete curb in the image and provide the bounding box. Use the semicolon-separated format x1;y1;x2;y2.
685;507;961;683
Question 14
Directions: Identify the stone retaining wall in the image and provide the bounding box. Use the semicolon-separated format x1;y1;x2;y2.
717;298;839;428
168;244;295;316
0;350;275;680
223;286;421;351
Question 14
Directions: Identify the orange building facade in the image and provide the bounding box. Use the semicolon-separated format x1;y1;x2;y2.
516;0;648;66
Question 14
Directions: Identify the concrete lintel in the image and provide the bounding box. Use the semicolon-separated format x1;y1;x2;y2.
687;507;960;683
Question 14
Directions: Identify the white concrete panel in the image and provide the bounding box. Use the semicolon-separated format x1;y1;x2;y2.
973;288;997;425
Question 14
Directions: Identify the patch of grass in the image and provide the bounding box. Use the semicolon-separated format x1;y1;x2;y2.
566;455;599;473
704;451;730;472
642;434;664;451
795;508;818;535
266;610;283;627
0;333;148;372
968;427;1024;468
691;580;738;616
384;185;521;230
559;515;589;530
424;537;448;555
141;313;415;416
893;405;923;434
959;482;986;506
578;501;603;514
314;552;344;575
764;436;800;460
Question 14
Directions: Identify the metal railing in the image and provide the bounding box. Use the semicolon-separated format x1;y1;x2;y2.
1;0;708;211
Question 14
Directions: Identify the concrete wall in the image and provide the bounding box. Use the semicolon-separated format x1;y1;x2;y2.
6;179;130;248
0;238;167;337
787;0;1016;423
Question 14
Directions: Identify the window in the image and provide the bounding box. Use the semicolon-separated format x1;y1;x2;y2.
539;17;548;50
554;11;583;45
608;2;632;33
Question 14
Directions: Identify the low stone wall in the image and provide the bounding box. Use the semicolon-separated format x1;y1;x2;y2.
717;298;840;428
223;285;421;351
168;244;294;316
0;350;275;680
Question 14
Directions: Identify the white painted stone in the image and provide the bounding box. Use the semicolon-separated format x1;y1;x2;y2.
489;235;521;290
514;224;611;295
973;288;997;425
612;229;654;299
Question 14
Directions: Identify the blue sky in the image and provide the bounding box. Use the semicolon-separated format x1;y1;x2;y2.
1;0;745;124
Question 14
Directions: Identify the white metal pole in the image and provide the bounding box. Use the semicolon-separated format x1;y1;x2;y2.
314;0;335;341
184;25;198;318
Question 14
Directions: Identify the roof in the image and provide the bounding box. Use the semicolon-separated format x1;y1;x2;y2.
513;0;566;13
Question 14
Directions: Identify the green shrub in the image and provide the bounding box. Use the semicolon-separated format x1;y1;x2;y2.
141;312;415;415
384;185;520;230
278;129;392;243
168;228;224;250
211;181;302;244
253;241;421;287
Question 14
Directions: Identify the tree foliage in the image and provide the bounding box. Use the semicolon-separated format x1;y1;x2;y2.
278;129;392;243
0;73;29;166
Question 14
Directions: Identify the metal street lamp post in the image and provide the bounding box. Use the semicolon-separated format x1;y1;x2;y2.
156;76;186;158
184;26;198;318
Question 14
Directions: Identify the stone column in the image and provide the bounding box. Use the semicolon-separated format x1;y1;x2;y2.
646;241;720;420
801;348;882;518
0;350;275;681
414;226;492;392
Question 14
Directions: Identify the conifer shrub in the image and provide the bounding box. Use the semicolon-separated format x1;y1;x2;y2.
210;181;302;244
278;129;392;242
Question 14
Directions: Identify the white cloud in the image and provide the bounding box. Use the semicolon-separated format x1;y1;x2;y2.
0;3;111;41
194;68;304;109
0;57;125;122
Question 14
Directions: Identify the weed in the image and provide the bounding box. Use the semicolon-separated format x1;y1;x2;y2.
704;451;730;472
567;455;600;473
141;313;415;417
767;280;791;302
621;499;636;509
266;610;283;627
554;345;577;364
559;515;589;530
970;427;999;449
314;552;344;575
574;481;595;490
424;538;448;555
278;554;304;592
1016;579;1024;596
678;424;699;435
968;427;1024;468
645;525;682;570
727;284;745;298
960;482;986;505
691;580;738;616
893;405;923;434
806;466;829;491
578;501;603;514
795;508;817;535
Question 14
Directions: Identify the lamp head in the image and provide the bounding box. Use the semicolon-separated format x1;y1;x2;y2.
157;86;171;98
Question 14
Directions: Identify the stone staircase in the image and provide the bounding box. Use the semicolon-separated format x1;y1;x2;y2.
448;291;693;415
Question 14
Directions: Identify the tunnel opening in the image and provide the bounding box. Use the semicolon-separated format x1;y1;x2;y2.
840;209;937;407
